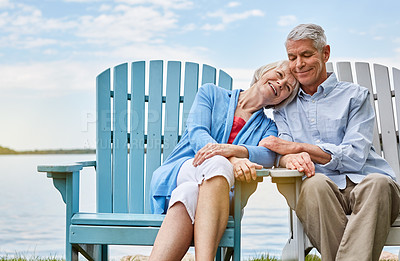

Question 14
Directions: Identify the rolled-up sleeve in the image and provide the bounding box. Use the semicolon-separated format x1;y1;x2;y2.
240;119;278;167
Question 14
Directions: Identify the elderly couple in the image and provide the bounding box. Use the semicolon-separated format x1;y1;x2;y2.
148;24;400;261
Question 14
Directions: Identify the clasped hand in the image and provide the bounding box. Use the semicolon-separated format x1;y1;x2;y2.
259;136;315;177
193;143;262;182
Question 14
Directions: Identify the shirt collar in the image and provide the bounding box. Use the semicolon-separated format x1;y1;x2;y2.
298;72;337;99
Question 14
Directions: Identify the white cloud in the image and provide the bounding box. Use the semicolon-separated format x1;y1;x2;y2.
75;5;179;45
227;2;241;8
64;0;103;2
0;1;189;50
0;61;96;92
202;9;264;31
0;0;10;8
277;15;297;27
116;0;193;10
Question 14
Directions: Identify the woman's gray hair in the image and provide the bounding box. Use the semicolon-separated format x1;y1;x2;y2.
285;23;327;52
250;60;299;110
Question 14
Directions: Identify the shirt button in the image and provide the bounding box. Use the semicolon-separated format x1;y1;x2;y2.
310;118;315;122
316;139;321;143
312;100;315;103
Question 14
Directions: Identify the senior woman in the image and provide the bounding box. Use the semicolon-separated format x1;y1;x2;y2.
149;60;299;261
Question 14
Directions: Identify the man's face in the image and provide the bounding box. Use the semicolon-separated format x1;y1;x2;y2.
286;39;330;92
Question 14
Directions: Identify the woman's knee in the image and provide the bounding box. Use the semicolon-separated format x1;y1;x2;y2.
199;155;234;187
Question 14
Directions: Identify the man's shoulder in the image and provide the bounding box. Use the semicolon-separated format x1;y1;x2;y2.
335;80;369;96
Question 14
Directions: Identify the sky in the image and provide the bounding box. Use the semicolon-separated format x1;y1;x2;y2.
1;0;400;150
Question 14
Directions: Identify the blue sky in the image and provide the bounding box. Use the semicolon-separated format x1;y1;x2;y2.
1;0;400;150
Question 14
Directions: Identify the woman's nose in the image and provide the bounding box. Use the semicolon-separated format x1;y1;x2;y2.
277;79;287;89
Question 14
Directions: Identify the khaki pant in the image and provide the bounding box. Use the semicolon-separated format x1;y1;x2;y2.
281;173;400;261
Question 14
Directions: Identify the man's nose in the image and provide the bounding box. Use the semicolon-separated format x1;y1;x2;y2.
296;57;305;68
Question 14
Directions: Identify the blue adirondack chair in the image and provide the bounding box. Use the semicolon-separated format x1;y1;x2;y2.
37;60;244;261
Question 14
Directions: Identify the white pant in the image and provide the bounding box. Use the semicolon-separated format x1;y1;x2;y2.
168;155;235;223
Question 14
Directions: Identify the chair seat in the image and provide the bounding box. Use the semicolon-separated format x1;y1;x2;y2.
70;213;235;247
72;212;234;227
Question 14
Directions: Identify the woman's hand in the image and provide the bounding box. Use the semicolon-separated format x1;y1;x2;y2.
193;143;246;167
280;152;315;178
229;157;263;183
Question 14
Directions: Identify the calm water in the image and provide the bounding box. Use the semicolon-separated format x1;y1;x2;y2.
0;155;398;260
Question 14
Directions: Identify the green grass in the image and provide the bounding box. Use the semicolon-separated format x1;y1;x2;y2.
0;254;64;261
247;253;321;261
0;252;322;261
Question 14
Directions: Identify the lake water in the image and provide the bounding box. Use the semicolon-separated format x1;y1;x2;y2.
0;155;398;260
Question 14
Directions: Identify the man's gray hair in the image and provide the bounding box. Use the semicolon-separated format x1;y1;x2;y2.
285;23;327;52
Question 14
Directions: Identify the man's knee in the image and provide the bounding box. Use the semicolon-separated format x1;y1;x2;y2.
301;173;332;194
355;173;395;198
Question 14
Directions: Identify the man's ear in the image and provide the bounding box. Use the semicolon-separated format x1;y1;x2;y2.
323;45;330;62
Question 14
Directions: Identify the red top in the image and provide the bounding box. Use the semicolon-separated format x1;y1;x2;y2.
228;116;246;144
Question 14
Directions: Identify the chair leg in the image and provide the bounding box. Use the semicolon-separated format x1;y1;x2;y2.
66;243;78;261
216;247;222;261
96;245;108;261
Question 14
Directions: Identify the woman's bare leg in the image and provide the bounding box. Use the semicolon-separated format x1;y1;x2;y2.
194;176;230;260
149;202;193;261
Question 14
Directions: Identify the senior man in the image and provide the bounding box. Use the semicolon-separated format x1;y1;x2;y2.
260;23;400;261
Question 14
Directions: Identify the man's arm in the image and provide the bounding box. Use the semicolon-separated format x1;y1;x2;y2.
259;136;331;165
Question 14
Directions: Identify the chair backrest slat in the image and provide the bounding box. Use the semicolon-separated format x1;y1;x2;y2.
336;62;353;82
354;62;382;154
112;63;129;213
393;67;400;180
201;64;216;85
163;61;182;160
218;70;233;90
96;69;113;213
326;62;334;73
144;60;164;213
181;62;199;132
374;64;400;177
129;61;146;213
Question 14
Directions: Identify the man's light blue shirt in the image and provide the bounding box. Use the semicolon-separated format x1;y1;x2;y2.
274;73;395;189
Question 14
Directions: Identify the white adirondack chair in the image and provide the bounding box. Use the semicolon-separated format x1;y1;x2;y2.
257;61;400;261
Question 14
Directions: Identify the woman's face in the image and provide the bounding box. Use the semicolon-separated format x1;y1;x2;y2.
257;66;296;106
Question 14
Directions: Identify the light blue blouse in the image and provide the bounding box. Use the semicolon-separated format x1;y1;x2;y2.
150;83;278;214
274;73;395;189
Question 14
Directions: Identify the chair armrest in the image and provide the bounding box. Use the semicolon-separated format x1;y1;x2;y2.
256;167;303;178
269;168;303;178
266;168;303;209
76;160;96;168
37;163;83;208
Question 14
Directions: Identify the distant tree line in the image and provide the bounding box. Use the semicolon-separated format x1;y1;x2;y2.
0;146;95;155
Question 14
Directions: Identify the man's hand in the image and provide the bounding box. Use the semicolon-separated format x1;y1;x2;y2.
280;152;315;177
260;136;331;165
258;136;299;155
229;157;263;183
